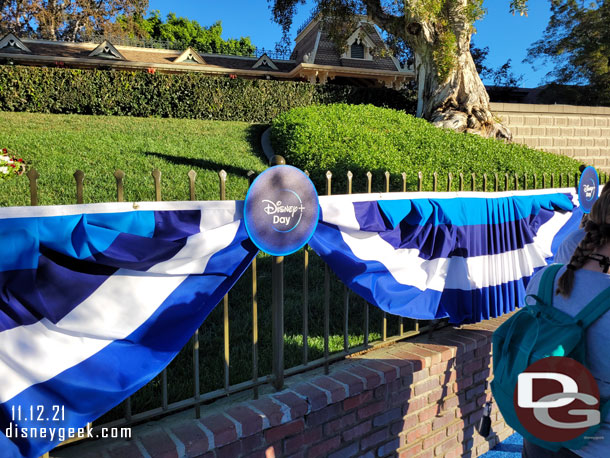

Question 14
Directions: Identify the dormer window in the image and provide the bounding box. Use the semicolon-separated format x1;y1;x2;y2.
0;34;31;54
173;47;206;65
89;41;124;60
342;27;375;61
350;41;365;59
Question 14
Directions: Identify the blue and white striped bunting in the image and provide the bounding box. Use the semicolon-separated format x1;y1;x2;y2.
0;201;258;458
308;189;580;323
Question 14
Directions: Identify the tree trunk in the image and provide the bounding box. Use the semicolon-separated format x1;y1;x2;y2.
400;1;513;141
414;41;512;141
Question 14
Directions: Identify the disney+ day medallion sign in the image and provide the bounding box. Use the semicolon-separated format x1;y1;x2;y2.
244;165;319;256
578;166;599;214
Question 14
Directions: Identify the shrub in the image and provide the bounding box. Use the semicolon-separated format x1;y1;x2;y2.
0;65;416;123
270;104;583;192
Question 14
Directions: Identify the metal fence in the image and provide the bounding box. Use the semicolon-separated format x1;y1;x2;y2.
23;161;607;455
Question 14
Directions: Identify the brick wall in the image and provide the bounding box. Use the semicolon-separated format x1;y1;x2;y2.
491;102;610;172
55;315;515;458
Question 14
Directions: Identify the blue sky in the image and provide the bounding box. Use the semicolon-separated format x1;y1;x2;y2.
148;1;554;88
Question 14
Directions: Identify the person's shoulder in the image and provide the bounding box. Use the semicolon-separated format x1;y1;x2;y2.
525;264;566;297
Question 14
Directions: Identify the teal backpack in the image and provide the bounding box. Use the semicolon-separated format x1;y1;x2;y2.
491;263;610;451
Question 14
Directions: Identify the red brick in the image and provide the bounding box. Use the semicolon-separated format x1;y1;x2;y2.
422;429;445;450
170;421;210;456
377;437;400;457
418;405;439;423
373;406;402;427
328;442;360;458
444;443;464;458
310;376;348;403
273;391;309;419
462;359;483;375
305;403;342;428
241;433;264;452
410;344;442;365
411;368;429;383
357;400;385;420
405;394;427;413
389;349;426;372
401;413;418;432
252;398;290;428
283;426;323;455
414;377;440;397
360;359;399;382
342;420;372;442
139;430;178;458
427;387;445;404
216;441;241;458
264;419;304;443
398;442;422;457
360;427;389;450
429;362;450;376
331;370;365;397
466;383;486;401
199;414;237;449
435;436;458;456
374;384;387;400
441;394;460;412
307;436;341;458
348;365;383;389
343;390;373;411
107;442;144;458
406;422;431;443
323;412;356;436
432;411;456;430
291;383;329;412
375;353;417;377
225;405;264;438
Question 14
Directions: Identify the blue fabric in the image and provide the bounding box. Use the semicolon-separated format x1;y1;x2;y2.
0;205;257;458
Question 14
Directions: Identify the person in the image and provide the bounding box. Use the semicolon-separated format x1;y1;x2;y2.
522;189;610;457
555;181;610;265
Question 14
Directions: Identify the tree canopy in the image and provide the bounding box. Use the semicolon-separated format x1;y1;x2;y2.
270;1;531;139
0;0;148;41
526;0;609;104
136;11;255;56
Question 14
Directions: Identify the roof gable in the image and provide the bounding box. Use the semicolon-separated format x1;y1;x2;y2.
89;40;124;60
173;47;206;64
0;33;31;54
252;53;279;71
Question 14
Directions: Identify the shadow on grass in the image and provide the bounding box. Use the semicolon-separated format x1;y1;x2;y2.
141;151;257;178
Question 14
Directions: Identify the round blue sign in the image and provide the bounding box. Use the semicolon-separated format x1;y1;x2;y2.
578;166;599;214
244;165;319;255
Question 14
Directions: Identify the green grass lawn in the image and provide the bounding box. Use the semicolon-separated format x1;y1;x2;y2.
0;111;268;206
0;111;395;425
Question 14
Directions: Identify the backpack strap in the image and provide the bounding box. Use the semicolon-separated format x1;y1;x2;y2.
574;285;610;328
532;263;564;307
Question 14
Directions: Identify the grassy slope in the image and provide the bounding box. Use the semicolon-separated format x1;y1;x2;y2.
0;112;268;206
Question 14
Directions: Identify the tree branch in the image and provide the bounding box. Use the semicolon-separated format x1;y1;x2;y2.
362;0;406;37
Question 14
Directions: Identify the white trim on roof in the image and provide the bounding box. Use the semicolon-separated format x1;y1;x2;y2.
89;40;125;60
0;33;31;54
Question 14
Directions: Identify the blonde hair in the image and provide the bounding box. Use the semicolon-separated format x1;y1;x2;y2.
557;185;610;297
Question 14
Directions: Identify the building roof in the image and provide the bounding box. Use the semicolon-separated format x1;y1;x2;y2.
0;19;414;89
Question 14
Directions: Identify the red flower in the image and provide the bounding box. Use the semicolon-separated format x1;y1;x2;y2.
18;158;23;162
2;148;6;154
147;67;156;74
10;163;15;168
229;73;237;79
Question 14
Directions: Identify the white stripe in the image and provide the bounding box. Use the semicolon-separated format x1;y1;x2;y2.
332;202;573;291
165;428;186;458
223;413;243;438
247;403;270;429
195;423;215;450
0;200;241;220
0;218;240;403
269;397;292;423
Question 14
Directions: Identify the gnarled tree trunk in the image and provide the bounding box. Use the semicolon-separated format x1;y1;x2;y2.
413;31;512;141
409;9;512;141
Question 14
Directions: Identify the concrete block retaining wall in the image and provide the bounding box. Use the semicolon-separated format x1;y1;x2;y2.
491;102;610;172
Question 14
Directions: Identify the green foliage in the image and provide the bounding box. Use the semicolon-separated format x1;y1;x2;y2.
270;104;582;192
137;10;256;56
0;65;416;123
526;0;610;105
